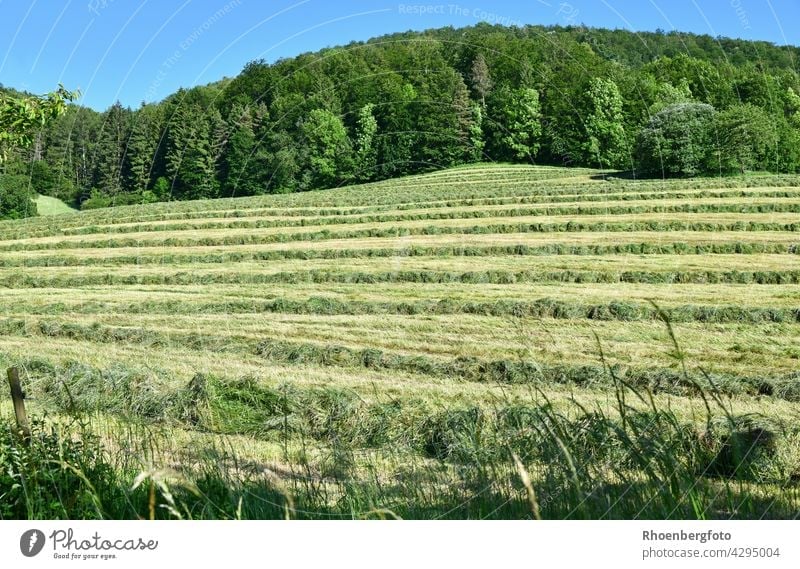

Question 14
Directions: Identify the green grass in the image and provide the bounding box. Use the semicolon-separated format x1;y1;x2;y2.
34;194;77;216
1;164;799;520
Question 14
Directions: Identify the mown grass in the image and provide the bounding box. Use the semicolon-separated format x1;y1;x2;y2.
3;213;799;252
7;198;800;240
1;165;799;519
1;350;798;519
33;195;77;216
3;172;799;236
1;251;798;297
7;185;796;239
1;293;798;323
2;236;797;269
1;311;799;397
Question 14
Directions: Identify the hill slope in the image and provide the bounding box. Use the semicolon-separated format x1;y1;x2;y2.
34;194;77;216
3;164;799;404
1;165;799;519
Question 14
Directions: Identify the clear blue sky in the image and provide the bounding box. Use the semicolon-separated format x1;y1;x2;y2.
1;0;798;111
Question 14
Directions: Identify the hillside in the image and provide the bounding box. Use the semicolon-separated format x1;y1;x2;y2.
1;164;799;519
34;194;77;216
3;22;800;219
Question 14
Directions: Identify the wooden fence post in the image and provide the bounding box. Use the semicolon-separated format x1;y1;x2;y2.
7;367;31;442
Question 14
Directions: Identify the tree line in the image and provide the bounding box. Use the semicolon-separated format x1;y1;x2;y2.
3;23;800;217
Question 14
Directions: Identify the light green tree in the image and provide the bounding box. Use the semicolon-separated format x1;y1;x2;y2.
299;108;352;189
649;79;693;114
716;103;777;174
784;87;800;129
0;85;76;163
636;102;717;176
469;102;485;161
354;103;378;181
584;77;629;169
492;87;542;161
1;85;76;219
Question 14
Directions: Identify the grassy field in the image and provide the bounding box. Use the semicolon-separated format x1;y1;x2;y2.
1;165;799;520
33;194;77;216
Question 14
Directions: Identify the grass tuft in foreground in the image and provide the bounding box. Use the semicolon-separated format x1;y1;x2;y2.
2;355;798;520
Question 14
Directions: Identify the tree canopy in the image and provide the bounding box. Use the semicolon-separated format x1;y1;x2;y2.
636;103;718;177
0;85;76;218
4;24;800;212
0;85;75;161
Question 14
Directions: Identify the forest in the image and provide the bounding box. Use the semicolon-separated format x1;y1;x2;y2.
2;23;800;216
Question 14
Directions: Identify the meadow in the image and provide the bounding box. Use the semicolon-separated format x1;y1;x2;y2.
1;164;799;520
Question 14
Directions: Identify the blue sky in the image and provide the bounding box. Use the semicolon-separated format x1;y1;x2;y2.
1;0;798;111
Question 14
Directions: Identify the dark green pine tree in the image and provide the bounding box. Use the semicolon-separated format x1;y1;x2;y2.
177;107;224;200
452;75;478;162
71;107;101;200
208;107;228;192
223;104;258;197
163;101;193;198
124;103;162;196
414;68;476;168
470;53;493;108
42;109;79;203
91;102;130;203
376;80;417;178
